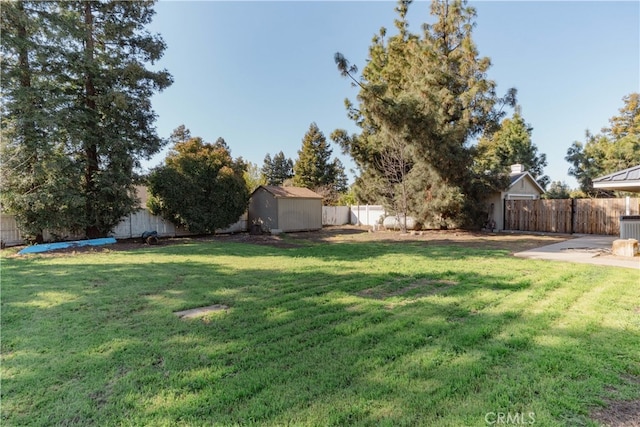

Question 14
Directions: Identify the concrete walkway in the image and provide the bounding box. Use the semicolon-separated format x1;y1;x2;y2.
515;235;640;270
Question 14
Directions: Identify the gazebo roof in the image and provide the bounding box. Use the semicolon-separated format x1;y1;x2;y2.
592;165;640;193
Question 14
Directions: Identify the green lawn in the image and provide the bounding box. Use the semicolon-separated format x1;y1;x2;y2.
2;238;639;426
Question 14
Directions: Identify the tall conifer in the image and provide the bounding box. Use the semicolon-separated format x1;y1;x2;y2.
1;1;172;239
333;0;515;228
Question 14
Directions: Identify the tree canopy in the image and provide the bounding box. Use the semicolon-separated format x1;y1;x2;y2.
294;123;348;204
333;0;515;228
244;161;266;193
543;181;571;199
261;151;294;186
566;93;640;197
0;1;172;241
475;109;549;189
147;127;249;234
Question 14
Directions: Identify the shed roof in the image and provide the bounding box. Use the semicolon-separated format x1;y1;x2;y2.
592;165;640;193
508;172;545;194
257;186;323;199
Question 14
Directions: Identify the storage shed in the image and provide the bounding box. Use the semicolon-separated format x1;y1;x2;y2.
484;164;545;231
249;186;323;233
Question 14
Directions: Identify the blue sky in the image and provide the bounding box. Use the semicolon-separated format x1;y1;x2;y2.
145;1;639;189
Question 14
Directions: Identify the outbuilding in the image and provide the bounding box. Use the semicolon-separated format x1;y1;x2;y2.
593;165;640;241
484;164;545;231
248;186;323;233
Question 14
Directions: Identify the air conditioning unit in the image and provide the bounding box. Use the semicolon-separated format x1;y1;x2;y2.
620;215;640;240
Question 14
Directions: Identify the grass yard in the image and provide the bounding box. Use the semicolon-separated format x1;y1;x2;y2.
2;232;639;426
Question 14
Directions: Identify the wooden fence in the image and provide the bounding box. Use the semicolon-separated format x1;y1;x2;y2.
505;198;640;235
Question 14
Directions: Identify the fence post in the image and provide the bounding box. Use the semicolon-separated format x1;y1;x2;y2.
503;198;507;231
570;198;576;235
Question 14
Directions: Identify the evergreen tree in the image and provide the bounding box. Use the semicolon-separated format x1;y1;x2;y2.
293;123;348;203
566;93;640;196
333;0;515;228
475;109;549;189
147;127;249;234
261;151;293;186
0;2;84;242
543;181;571;199
0;1;172;239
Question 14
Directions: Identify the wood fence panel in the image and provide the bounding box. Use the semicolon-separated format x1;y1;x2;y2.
505;198;639;235
505;199;572;234
573;198;636;235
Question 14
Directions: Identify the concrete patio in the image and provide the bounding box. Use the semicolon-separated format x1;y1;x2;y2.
515;235;640;270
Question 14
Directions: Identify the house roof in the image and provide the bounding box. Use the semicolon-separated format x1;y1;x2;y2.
592;165;640;193
256;185;323;199
508;172;545;194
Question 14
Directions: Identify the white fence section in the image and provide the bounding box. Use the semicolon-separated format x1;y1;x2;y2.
0;214;85;246
219;214;248;234
1;214;23;246
1;211;249;246
322;206;350;226
111;210;180;239
349;205;387;226
1;206;385;246
112;211;248;239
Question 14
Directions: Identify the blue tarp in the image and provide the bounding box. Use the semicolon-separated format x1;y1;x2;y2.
18;237;117;255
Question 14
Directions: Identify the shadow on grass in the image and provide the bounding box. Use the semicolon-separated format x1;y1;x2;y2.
2;240;638;426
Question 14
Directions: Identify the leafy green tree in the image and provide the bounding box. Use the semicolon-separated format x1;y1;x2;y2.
565;131;610;197
294;123;348;204
475;109;549;189
0;1;172;239
147;127;249;234
261;151;293;186
566;93;640;196
543;181;571;199
244;161;266;193
604;93;640;139
337;186;358;206
333;0;515;228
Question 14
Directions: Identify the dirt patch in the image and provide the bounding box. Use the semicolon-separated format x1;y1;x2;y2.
287;226;572;253
591;399;640;427
4;226;572;257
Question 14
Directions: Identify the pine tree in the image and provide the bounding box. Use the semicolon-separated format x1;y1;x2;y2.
0;1;172;240
0;2;84;242
475;109;549;189
333;0;515;228
294;123;333;189
261;151;293;186
293;123;347;203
